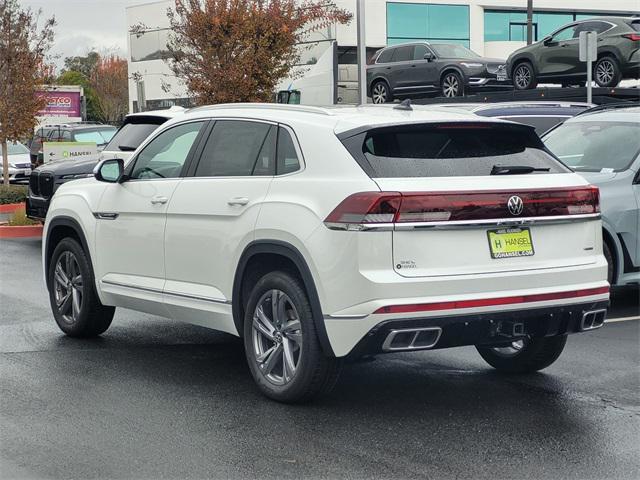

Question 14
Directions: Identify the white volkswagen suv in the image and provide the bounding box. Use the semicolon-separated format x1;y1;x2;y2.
43;103;609;403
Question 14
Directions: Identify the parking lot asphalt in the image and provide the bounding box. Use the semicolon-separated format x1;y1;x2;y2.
1;237;639;480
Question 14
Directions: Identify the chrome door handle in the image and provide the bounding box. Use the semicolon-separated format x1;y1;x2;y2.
150;196;168;205
228;197;249;206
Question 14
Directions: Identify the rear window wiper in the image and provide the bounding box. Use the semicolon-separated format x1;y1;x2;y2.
491;165;551;175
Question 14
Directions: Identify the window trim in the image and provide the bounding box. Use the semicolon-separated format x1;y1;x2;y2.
183;117;305;179
123;119;209;182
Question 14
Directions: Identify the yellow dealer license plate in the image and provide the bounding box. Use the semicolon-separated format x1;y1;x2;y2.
487;228;534;259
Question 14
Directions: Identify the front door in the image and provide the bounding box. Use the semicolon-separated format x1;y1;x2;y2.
539;24;579;77
409;44;439;92
164;119;293;334
94;120;207;315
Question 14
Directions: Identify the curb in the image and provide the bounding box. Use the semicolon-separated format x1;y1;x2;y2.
0;202;25;214
0;224;43;239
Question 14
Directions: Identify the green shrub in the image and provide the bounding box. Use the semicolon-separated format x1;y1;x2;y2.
0;185;28;205
8;208;39;226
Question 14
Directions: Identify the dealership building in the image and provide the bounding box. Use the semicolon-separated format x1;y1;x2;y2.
126;0;639;109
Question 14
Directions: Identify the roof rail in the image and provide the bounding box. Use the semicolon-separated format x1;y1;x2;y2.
576;101;640;116
186;103;335;116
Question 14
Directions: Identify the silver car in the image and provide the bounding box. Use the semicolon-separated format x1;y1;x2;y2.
543;105;640;286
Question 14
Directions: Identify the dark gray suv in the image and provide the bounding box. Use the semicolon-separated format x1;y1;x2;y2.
507;17;640;90
366;42;508;102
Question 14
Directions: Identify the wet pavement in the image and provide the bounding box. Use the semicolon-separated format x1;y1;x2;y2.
1;238;639;479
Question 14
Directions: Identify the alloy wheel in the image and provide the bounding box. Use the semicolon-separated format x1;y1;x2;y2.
251;289;303;386
514;65;531;89
442;74;460;98
53;251;84;324
372;83;388;104
596;60;615;85
491;339;526;357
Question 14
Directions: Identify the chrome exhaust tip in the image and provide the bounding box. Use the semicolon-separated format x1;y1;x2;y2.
382;327;442;352
580;309;607;331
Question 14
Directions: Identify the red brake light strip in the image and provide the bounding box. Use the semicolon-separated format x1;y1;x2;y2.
373;286;610;315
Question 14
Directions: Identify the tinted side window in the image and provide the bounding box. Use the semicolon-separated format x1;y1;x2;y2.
391;46;413;62
130;121;204;179
377;48;394;63
413;44;430;60
277;127;301;175
195;120;276;177
552;25;577;42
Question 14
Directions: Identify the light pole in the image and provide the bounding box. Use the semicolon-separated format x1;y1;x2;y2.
526;0;533;45
356;0;367;104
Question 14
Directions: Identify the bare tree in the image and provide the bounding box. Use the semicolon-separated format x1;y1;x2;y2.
0;0;55;185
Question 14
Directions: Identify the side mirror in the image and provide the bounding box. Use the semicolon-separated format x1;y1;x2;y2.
542;36;553;46
424;52;434;61
93;158;124;183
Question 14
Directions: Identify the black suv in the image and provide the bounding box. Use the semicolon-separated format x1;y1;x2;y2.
28;123;117;165
366;42;508;102
27;110;180;221
507;17;640;90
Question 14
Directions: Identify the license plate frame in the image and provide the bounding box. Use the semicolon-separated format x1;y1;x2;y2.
496;71;507;82
487;227;535;259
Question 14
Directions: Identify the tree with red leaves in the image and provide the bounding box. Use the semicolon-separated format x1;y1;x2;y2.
91;55;128;124
165;0;352;105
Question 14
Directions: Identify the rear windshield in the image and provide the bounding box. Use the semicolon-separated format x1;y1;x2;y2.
341;123;569;178
104;117;167;152
72;128;117;146
631;20;640;32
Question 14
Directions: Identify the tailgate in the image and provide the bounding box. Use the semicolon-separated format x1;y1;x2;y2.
375;176;600;278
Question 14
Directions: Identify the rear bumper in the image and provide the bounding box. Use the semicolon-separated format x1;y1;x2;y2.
346;300;609;358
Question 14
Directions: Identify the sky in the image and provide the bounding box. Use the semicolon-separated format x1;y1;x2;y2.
20;0;142;69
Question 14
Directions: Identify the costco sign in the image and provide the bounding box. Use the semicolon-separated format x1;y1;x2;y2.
37;91;82;117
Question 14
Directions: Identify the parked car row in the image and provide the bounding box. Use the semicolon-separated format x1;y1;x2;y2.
367;16;640;102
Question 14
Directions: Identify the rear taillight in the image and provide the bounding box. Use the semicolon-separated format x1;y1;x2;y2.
324;186;599;230
622;33;640;41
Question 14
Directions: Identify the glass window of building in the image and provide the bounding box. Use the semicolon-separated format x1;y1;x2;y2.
387;3;470;48
130;28;171;62
484;10;627;42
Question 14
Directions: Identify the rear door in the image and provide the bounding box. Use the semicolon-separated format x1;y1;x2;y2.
388;45;416;90
340;122;600;278
163;119;280;334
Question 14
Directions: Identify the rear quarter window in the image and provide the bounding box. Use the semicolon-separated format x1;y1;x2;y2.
340;123;570;178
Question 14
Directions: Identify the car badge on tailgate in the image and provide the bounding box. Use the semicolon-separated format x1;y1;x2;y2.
507;196;524;216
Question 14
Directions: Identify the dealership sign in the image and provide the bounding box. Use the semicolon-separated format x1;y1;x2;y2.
37;91;82;117
43;142;99;163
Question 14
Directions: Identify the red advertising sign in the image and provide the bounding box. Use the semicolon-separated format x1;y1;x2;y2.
37;91;82;117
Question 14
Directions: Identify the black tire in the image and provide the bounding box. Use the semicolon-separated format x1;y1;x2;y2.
603;240;615;286
441;71;464;98
48;237;115;337
594;56;622;88
371;80;392;104
243;271;341;403
476;335;567;373
512;61;538;90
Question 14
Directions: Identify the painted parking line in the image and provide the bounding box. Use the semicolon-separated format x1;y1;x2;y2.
606;315;640;324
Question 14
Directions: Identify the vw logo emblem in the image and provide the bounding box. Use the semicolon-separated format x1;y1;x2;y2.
507;196;524;216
